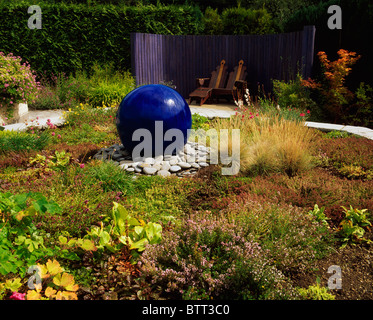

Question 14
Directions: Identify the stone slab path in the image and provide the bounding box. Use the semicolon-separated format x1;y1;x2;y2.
2;107;372;140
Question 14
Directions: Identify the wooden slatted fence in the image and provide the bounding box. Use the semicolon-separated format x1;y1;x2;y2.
131;26;316;98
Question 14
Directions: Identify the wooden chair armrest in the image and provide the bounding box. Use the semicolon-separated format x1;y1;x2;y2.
234;80;247;89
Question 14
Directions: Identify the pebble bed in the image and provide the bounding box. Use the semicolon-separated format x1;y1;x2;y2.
92;141;211;177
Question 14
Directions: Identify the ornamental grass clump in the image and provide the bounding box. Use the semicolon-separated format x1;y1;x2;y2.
212;111;318;177
138;213;298;300
0;52;40;123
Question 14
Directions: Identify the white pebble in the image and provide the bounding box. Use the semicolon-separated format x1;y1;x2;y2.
178;162;191;169
157;170;171;177
170;165;181;172
143;167;158;175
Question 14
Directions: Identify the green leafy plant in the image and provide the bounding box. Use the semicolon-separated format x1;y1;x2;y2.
298;278;335;300
0;192;62;276
308;204;330;227
202;7;224;35
48;150;71;171
338;205;372;247
86;202;162;261
324;130;350;139
56;233;97;261
191;113;210;131
221;7;275;35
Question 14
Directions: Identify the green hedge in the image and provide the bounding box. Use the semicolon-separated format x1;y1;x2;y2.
0;2;203;76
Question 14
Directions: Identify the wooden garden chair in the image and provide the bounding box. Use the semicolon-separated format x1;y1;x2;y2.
188;60;228;106
211;60;247;103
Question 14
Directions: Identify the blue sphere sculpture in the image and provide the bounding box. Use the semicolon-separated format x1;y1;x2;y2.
116;84;192;157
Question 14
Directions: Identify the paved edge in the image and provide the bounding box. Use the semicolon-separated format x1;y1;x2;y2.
1;110;372;141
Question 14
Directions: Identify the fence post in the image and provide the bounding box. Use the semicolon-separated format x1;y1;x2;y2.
301;25;316;79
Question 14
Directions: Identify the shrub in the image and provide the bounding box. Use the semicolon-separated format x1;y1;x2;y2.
139;213;298;300
85;63;135;107
30;71;91;110
0;2;204;76
0;52;40;123
29;85;61;110
302;49;361;123
272;73;318;118
345;82;373;128
221;7;275;35
202;7;224;35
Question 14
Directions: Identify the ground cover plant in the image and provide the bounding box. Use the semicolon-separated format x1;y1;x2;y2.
0;96;372;300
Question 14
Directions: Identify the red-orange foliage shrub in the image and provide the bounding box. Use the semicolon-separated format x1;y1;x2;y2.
302;49;361;123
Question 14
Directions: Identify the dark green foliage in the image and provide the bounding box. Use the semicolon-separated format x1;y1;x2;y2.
345;83;373;128
0;2;203;77
284;0;373;90
202;7;224;35
220;7;276;35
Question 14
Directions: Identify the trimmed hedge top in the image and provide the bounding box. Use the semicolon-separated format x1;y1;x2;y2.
0;2;204;76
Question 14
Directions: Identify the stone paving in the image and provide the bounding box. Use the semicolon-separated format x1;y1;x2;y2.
2;106;373;140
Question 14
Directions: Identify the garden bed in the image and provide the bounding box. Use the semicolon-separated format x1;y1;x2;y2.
0;103;372;301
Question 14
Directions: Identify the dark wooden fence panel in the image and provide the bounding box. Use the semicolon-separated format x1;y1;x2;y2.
131;26;316;98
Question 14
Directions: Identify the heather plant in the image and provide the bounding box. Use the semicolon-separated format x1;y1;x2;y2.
222;199;333;274
314;136;373;179
247;168;373;227
139;213;298;300
0;52;40;123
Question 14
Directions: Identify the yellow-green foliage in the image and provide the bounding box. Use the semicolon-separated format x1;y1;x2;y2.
338;164;372;180
126;177;187;223
26;259;79;300
298;282;335;300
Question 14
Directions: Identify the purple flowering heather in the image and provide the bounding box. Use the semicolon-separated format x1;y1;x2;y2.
139;213;298;300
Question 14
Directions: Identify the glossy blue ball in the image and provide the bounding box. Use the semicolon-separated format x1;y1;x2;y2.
116;84;192;157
